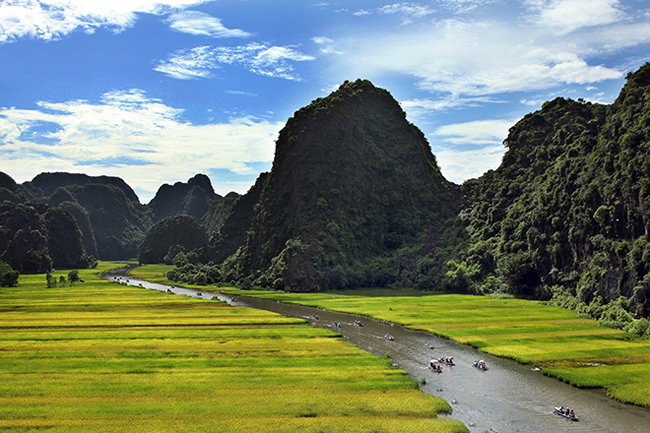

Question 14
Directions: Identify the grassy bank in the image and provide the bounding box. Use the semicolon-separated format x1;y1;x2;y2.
189;285;650;409
0;263;466;433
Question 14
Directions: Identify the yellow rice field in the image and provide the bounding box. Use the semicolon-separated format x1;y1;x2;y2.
205;287;650;408
0;263;466;433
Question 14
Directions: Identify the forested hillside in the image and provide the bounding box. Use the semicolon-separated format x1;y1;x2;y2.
459;62;650;317
0;174;92;273
182;79;465;291
1;172;224;264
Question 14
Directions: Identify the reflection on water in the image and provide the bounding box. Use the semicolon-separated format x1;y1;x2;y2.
105;269;650;433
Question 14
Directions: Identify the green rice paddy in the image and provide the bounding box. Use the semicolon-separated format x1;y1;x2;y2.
0;263;466;433
203;286;650;409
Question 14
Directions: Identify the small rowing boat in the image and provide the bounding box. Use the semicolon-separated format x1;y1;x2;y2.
554;407;578;421
438;356;454;365
473;360;488;370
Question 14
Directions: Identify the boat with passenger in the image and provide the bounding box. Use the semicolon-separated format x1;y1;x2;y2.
438;356;454;365
473;360;488;370
428;360;442;372
554;407;578;421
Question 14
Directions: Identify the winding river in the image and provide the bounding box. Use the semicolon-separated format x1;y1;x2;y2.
105;268;650;433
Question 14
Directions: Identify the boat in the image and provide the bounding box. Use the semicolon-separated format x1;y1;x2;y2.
425;342;434;349
438;356;454;365
385;333;394;341
554;407;578;421
473;360;489;370
428;360;442;372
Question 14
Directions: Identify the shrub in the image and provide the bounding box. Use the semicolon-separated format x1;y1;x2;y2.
0;261;19;287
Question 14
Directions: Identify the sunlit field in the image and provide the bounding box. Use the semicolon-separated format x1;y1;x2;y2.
203;286;650;408
0;263;466;433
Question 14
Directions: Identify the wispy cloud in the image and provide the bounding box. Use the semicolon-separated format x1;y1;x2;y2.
156;43;315;81
166;10;252;38
0;0;208;43
433;118;515;146
379;3;436;22
525;0;626;34
435;144;506;183
400;95;507;117
0;89;282;200
154;45;218;79
431;118;516;183
313;36;342;54
328;15;625;99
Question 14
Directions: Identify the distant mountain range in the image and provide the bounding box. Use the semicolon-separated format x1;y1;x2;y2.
0;171;235;267
2;62;649;318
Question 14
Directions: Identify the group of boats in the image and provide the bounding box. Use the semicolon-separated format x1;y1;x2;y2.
122;278;582;425
428;355;486;370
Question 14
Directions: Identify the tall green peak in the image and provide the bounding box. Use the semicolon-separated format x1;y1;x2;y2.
217;79;460;291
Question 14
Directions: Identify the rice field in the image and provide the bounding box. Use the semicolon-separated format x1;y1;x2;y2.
206;287;650;408
0;263;466;433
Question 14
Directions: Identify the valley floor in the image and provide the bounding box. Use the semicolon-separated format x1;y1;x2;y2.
0;262;466;433
203;286;650;409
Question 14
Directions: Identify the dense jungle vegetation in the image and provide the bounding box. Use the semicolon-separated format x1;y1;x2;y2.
457;63;650;319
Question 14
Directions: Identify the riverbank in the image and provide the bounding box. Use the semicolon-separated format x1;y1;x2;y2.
0;263;466;433
130;266;650;409
224;288;650;408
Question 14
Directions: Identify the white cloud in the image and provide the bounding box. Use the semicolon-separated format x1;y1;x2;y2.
166;10;251;38
400;95;507;116
156;42;315;81
431;118;514;182
379;3;436;19
440;0;500;13
434;118;515;146
154;45;219;79
435;144;506;183
313;36;342;54
0;0;208;43
0;89;282;201
328;17;624;99
525;0;626;34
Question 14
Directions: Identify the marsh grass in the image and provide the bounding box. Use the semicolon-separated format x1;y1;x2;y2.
215;288;650;408
0;263;466;433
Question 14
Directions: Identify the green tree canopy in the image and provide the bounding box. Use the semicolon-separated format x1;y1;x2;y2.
138;215;208;264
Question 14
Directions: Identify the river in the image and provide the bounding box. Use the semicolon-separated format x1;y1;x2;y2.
104;268;650;433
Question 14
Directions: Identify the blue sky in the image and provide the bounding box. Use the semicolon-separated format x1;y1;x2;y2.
1;0;648;203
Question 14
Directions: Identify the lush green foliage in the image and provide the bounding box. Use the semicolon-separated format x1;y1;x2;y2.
138;214;208;264
0;263;466;433
0;201;93;273
199;79;465;292
218;288;650;408
0;260;19;286
456;63;650;318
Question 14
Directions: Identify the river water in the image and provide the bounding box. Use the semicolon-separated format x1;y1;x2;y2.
105;269;650;433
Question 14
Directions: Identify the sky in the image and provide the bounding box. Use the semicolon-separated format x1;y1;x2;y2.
0;0;649;203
